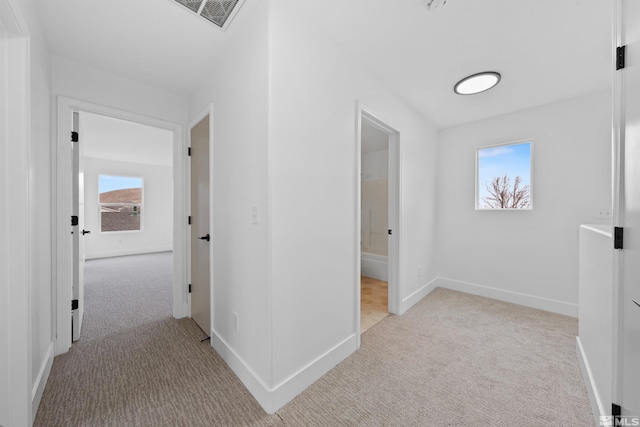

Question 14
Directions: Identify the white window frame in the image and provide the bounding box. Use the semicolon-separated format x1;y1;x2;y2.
98;174;145;233
475;139;534;211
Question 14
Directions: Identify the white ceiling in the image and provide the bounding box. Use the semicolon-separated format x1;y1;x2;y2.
38;0;612;129
37;0;259;96
290;0;612;128
81;112;173;167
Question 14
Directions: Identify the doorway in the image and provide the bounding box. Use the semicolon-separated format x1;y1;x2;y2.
55;97;187;355
357;107;400;339
71;111;175;342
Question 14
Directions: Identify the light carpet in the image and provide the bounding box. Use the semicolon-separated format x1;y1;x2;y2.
35;253;592;426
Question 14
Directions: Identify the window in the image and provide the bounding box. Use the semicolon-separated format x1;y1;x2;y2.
476;140;532;210
99;175;143;232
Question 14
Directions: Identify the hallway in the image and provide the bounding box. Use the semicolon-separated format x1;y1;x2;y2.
34;286;593;426
34;252;274;426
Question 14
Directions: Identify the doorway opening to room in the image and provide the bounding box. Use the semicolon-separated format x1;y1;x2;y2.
75;112;175;343
55;98;187;354
358;108;400;337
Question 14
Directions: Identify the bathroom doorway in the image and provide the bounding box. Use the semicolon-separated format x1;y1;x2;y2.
357;108;400;337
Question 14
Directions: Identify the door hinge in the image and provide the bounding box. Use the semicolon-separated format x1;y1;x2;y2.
71;299;78;310
71;215;78;226
614;227;624;249
71;131;79;142
188;147;191;156
388;229;392;235
617;45;626;70
188;215;191;225
188;284;192;293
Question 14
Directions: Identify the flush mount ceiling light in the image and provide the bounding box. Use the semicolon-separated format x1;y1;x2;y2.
173;0;245;31
454;72;501;95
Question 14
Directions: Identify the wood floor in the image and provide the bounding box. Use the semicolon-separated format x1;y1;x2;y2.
361;276;388;333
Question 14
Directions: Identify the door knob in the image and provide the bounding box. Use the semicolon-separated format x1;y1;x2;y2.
199;234;210;242
82;229;91;235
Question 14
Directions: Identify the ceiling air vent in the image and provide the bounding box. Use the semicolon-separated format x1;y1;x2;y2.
174;0;245;31
424;0;448;11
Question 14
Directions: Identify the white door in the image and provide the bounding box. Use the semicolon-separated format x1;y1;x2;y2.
190;115;211;336
616;0;640;418
71;111;87;341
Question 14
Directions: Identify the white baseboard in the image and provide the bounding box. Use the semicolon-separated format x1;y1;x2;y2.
32;342;54;423
576;337;605;426
86;246;173;260
210;332;272;411
400;277;439;314
211;331;357;414
361;253;388;281
434;277;578;317
269;334;357;411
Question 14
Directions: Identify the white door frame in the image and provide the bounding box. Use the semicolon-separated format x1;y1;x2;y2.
0;0;31;424
612;0;624;414
187;103;215;331
355;105;401;347
54;97;187;355
612;0;640;417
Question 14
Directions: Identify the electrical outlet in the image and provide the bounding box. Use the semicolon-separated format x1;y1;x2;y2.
417;266;422;277
596;209;612;220
251;206;258;225
233;312;239;332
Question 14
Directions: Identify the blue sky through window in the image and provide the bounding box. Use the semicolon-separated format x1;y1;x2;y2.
99;175;143;194
477;141;531;207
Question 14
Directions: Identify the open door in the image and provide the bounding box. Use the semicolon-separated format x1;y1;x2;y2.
356;108;401;345
71;111;88;341
613;0;640;419
190;115;211;336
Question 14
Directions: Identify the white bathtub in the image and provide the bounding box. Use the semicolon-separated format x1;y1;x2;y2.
361;252;388;281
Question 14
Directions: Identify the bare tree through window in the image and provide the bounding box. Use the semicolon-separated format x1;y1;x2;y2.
477;141;532;210
482;174;531;209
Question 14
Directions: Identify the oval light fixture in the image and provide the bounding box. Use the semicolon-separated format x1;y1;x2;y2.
454;71;501;95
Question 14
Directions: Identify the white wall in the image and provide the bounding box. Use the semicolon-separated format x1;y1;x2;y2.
268;0;439;411
361;149;389;257
577;225;613;421
6;0;56;422
52;56;188;125
189;0;272;401
25;8;55;425
84;158;173;259
0;0;54;424
436;90;611;316
80;111;174;259
362;150;388;182
188;0;439;413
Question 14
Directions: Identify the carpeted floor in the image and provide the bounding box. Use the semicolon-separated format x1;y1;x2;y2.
35;253;593;426
78;252;174;343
